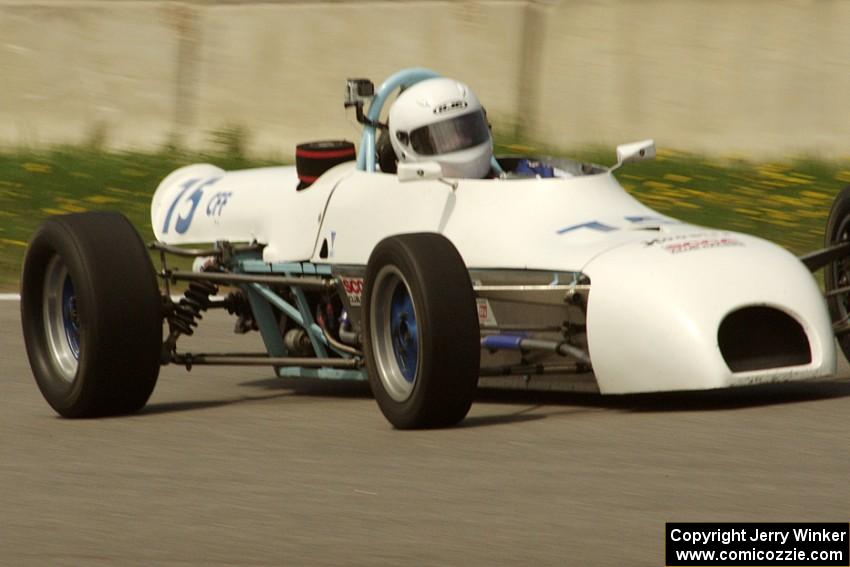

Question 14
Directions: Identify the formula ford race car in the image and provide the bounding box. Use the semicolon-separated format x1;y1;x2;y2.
19;68;850;428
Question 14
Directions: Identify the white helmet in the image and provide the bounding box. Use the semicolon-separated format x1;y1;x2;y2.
388;77;492;179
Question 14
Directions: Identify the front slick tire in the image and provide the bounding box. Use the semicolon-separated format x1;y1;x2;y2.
20;212;163;417
363;233;479;429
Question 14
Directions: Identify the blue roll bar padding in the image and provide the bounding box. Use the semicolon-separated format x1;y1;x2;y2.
356;68;441;171
490;155;504;175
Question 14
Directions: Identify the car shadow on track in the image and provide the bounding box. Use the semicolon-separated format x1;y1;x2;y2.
140;391;296;416
241;376;374;398
241;375;850;414
240;376;580;428
475;378;850;414
139;376;850;426
456;404;603;428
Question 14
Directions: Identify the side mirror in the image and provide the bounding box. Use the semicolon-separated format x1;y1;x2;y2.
398;161;443;182
614;139;656;169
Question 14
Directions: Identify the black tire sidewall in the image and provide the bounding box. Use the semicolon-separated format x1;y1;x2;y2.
21;213;162;417
364;242;434;426
21;219;92;413
363;233;479;429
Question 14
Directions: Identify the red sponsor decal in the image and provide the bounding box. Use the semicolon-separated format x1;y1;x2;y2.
663;237;743;254
341;277;364;306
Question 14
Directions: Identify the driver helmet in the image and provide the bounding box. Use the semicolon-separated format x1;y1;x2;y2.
388;77;493;179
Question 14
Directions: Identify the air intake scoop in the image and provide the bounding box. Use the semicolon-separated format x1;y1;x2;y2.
718;306;811;372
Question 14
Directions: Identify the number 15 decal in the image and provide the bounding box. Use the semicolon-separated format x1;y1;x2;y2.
162;177;222;234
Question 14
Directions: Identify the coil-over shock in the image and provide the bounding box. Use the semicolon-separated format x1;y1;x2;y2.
170;280;218;335
162;280;218;362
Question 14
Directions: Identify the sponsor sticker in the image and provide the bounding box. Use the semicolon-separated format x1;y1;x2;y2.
341;277;364;307
206;191;233;217
644;233;744;254
476;298;498;327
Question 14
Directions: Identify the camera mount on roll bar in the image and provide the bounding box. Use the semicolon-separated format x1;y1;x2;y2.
344;78;386;130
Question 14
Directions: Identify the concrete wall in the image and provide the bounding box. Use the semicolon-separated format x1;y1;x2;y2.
534;0;850;156
1;0;848;157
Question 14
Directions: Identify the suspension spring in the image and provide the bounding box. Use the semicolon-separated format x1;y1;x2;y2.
169;280;219;336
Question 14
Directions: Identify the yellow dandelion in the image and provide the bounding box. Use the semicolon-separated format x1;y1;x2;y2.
769;173;813;185
767;219;798;228
41;208;65;215
834;171;850;183
643;180;673;190
734;186;763;196
664;174;691;183
758;163;789;173
655;148;680;159
758;180;790;188
22;162;52;174
106;187;133;195
797;210;827;219
765;210;796;221
768;195;808;207
788;171;815;180
0;238;27;247
800;190;830;200
120;168;148;178
55;198;87;213
85;195;121;204
674;201;701;209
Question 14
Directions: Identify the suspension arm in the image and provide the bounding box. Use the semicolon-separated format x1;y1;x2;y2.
164;269;337;291
170;352;363;369
799;241;850;272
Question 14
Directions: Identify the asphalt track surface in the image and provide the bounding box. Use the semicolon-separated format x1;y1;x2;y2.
3;302;850;567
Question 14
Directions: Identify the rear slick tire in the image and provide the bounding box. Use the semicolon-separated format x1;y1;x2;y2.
363;233;479;429
20;212;163;417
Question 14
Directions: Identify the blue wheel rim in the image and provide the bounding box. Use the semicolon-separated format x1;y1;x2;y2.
61;275;81;360
43;255;81;382
369;266;422;402
390;282;419;382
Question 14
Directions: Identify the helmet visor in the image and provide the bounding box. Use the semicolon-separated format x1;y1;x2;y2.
408;110;490;156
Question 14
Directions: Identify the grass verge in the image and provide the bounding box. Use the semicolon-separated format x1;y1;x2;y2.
1;145;848;290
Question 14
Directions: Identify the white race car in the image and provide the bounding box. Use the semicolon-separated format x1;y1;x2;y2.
19;68;850;428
